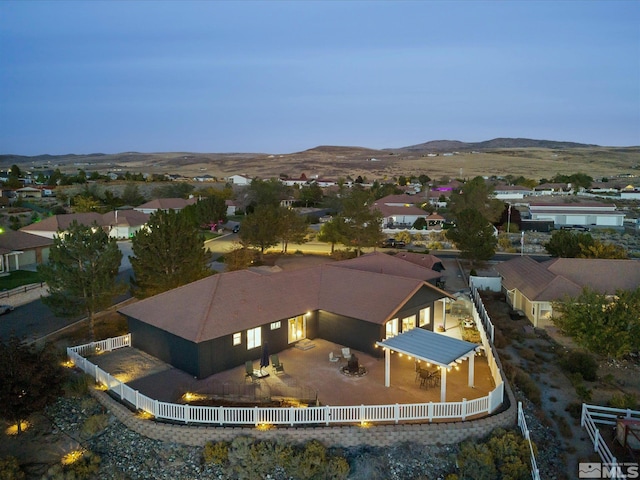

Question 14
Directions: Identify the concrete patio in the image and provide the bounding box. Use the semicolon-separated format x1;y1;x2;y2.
90;336;495;410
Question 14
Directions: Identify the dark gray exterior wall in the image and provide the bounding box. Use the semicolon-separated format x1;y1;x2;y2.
317;310;384;358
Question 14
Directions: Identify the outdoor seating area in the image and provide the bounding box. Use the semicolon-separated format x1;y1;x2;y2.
415;363;441;389
86;337;495;407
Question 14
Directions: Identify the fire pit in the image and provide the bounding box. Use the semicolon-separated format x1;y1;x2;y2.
340;354;367;377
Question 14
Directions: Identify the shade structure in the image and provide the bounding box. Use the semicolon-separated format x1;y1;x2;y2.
260;343;270;369
376;327;479;367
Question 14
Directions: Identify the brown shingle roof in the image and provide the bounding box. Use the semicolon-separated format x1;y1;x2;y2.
0;229;54;250
495;256;640;301
119;254;451;343
20;213;105;233
135;198;197;211
102;210;149;227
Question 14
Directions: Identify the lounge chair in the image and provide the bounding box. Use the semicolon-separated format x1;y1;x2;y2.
341;347;352;360
329;352;340;362
245;360;258;383
270;354;284;375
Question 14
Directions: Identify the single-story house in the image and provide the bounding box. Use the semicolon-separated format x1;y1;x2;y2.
372;195;429;229
225;199;238;216
227;174;252;186
15;186;43;199
495;256;640;328
492;184;533;201
20;211;149;239
393;252;445;273
133;197;197;214
118;252;454;379
0;229;53;272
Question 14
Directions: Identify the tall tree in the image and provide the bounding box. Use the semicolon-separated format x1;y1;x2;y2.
120;183;147;206
130;210;212;298
246;178;288;211
339;188;384;256
0;336;65;434
181;196;227;229
578;241;628;259
554;287;640;358
277;207;309;253
446;208;497;265
449;176;504;223
317;218;346;254
38;221;125;342
239;204;281;259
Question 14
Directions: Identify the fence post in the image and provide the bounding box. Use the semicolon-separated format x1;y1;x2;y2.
428;401;433;422
581;403;587;427
185;404;190;424
154;399;159;419
325;405;330;426
594;428;600;453
462;398;467;421
290;406;294;427
254;406;259;427
394;403;400;424
135;391;139;411
219;406;224;426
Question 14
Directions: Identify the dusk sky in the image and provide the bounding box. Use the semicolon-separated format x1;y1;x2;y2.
1;1;639;156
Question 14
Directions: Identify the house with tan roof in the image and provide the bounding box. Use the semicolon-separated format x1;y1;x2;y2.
20;211;149;239
495;256;640;328
119;252;453;378
0;229;53;272
372;194;429;229
133;197;197;214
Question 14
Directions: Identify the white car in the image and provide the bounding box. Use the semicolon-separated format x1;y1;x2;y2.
0;305;15;315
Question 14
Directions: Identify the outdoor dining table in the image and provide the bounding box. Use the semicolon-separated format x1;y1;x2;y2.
418;369;439;389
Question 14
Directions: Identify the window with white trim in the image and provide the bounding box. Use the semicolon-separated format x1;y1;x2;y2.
386;318;398;339
270;321;281;330
247;327;261;350
402;315;416;332
419;307;431;326
232;332;241;346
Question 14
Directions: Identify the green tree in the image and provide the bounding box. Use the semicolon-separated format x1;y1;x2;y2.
446;209;497;265
38;221;124;342
130;210;212;298
0;336;65;434
246;178;288;210
553;287;640;358
152;182;195;199
449;176;504;223
298;183;323;207
239;204;281;259
544;230;594;257
224;244;255;272
120;183;147;206
181;196;227;229
340;188;384;256
317;218;345;254
277;208;309;253
578;241;628;259
73;195;102;213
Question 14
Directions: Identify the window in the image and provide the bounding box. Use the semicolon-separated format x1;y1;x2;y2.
419;307;431;326
247;327;261;350
232;332;241;346
270;321;281;330
402;315;416;332
386;318;398;339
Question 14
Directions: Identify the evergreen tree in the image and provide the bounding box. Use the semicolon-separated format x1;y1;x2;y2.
181;196;227;229
239;204;281;259
317;218;346;254
277;207;309;253
446;208;497;265
544;230;594;257
339;188;384;256
449;176;504;223
130;209;212;298
0;336;65;434
38;221;125;342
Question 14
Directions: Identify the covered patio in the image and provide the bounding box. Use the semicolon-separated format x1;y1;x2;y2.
377;328;482;402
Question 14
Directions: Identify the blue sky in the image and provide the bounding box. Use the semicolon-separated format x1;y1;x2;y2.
1;1;639;155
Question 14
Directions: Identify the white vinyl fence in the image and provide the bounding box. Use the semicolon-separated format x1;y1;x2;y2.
517;401;541;480
581;403;640;479
67;333;505;427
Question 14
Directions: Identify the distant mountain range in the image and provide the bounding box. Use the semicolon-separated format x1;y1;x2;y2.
396;137;600;152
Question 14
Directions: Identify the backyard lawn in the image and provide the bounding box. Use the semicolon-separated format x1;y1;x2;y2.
0;270;43;291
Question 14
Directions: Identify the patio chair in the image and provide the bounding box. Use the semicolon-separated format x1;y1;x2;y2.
270;354;284;375
245;360;258;383
341;348;352;360
329;351;341;362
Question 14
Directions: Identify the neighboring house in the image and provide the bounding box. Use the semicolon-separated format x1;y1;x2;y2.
225;199;237;216
227;174;252;186
103;210;150;239
393;252;446;273
492;184;533;201
15;186;42;199
621;189;640;200
0;229;53;272
194;174;216;182
133;197;197;214
118;252;453;379
20;211;149;239
528;201;625;230
495;256;640;328
20;213;105;239
373;194;429;228
532;183;572;196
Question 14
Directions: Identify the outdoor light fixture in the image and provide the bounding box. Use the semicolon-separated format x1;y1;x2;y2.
256;423;274;431
5;421;30;435
61;449;85;466
359;421;372;428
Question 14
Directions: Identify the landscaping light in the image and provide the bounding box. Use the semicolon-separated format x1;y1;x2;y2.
5;421;30;435
61;450;84;466
256;423;274;431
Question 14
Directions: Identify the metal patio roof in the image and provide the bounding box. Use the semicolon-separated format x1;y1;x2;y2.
376;328;480;368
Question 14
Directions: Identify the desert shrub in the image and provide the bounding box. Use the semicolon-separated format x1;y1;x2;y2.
514;368;542;406
559;350;598;381
64;373;92;397
203;441;229;465
457;428;533;479
347;446;390;480
0;455;25;480
553;414;573;438
493;329;508;349
609;393;638;410
44;450;101;480
565;402;583;420
80;414;109;438
575;384;592;402
519;348;536;361
331;249;356;261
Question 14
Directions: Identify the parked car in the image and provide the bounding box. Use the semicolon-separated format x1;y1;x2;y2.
0;305;15;315
381;238;406;248
232;225;240;233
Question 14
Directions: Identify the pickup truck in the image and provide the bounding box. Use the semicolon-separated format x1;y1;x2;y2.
381;238;406;248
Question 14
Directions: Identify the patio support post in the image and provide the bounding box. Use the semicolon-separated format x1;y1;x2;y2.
440;367;447;402
468;353;475;387
384;348;390;387
442;300;446;329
